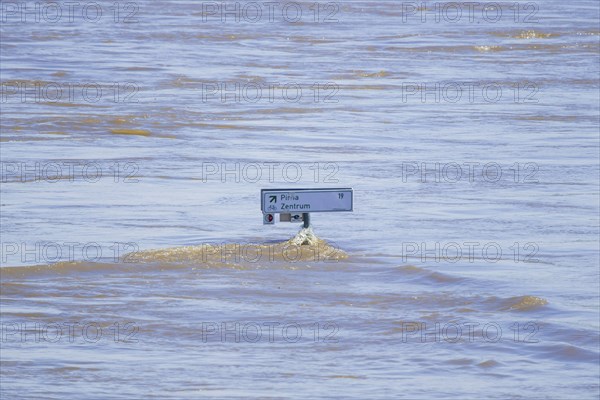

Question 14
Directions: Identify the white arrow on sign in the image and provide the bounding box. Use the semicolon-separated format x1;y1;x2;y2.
261;188;353;213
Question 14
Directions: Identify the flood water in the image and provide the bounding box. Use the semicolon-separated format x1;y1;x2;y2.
1;0;599;398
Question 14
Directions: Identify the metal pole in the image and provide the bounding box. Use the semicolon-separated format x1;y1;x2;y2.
303;213;310;229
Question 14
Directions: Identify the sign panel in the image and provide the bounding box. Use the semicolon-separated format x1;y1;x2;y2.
280;213;303;222
261;188;353;214
263;213;275;225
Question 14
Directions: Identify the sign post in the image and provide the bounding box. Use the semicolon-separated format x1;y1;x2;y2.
303;212;310;229
261;188;353;228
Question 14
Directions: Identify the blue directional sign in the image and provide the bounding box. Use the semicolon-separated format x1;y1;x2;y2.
261;188;353;213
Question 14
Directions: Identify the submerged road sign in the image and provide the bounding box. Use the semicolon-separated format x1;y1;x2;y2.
261;188;353;214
